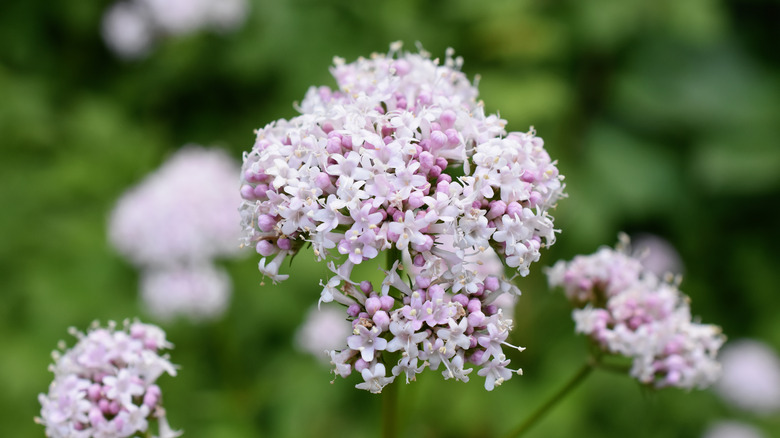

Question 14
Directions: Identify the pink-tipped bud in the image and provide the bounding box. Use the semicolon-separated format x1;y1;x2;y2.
407;191;425;209
506;202;523;218
436;180;450;194
315;172;333;190
360;281;373;294
379;296;395;311
452;294;469;307
440;110;457;129
354;358;369;372
365;297;381;316
487;200;507;220
468;311;486;328
445;129;460;145
392;59;411;76
143;385;161;408
413;253;425;266
257;214;276;232
467;298;482;314
87;384;102;401
470;349;485;364
372;310;390;331
484;276;500;292
411;234;434;253
256;240;275;256
347;304;361;317
430;130;448;148
528;191;542;207
240;184;255;200
415;276;432;289
326;137;342;154
277;238;292;251
429;166;442;178
253;184;269;198
418;151;435;172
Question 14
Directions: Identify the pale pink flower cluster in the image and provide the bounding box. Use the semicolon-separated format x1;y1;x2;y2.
240;43;565;392
547;236;724;389
102;0;248;59
109;146;241;322
37;321;180;438
715;339;780;414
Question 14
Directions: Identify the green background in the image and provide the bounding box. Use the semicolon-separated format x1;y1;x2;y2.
2;0;779;436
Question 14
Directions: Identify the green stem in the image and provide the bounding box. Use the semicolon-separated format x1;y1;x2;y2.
503;361;594;438
382;246;401;438
382;375;398;438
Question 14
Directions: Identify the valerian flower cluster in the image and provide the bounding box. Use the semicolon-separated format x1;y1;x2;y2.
239;43;565;392
547;236;725;389
109;146;242;322
37;321;180;438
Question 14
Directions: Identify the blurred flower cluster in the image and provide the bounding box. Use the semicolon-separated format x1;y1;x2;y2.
37;321;179;438
101;0;248;59
240;43;565;392
109;146;243;322
547;235;724;389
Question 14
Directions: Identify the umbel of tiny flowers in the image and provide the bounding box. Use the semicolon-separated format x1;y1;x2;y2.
239;42;565;393
109;145;242;322
36;320;181;438
546;234;725;389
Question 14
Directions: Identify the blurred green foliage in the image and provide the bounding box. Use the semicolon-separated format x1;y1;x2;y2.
1;0;779;437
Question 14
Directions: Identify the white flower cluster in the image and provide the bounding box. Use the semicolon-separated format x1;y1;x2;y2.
37;321;180;438
101;0;248;59
547;236;725;389
109;146;242;322
240;43;565;392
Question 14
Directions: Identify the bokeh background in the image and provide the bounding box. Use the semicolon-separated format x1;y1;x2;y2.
2;0;779;436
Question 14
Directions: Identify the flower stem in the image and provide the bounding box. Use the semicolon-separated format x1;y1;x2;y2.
503;361;593;438
382;246;401;438
382;376;398;438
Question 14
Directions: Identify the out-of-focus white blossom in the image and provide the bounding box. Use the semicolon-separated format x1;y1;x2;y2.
109;146;244;322
716;339;780;414
37;321;179;438
101;0;248;59
702;420;766;438
295;306;352;361
141;263;232;323
631;233;684;277
110;146;242;266
548;235;725;390
101;1;154;60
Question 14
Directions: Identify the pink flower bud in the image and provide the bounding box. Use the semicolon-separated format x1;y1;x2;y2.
373;310;390;330
257;214;276;232
256;240;275;256
365;297;381;316
379;296;395;311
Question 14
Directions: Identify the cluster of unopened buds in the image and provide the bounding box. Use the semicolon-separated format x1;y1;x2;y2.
239;42;565;392
37;321;179;438
546;235;725;389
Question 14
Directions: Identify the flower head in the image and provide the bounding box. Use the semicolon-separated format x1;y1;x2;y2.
241;42;564;392
548;235;725;389
37;321;179;438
